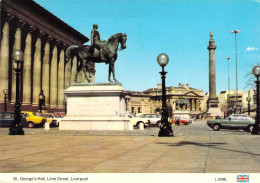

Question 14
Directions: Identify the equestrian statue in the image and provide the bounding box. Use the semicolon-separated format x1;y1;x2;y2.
65;24;127;83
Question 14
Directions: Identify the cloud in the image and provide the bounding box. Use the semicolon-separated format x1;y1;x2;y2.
246;47;259;52
254;0;260;3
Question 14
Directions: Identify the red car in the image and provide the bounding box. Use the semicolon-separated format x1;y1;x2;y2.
172;116;189;125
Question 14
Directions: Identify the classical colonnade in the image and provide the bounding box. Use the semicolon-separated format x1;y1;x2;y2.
0;12;91;110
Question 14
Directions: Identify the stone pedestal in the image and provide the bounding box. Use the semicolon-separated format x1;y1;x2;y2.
207;98;223;117
59;83;132;131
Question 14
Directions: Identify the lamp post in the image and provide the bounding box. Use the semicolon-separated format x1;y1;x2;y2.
246;95;251;116
231;29;240;112
3;89;8;112
251;66;260;135
157;53;173;137
226;57;231;110
9;50;24;135
39;90;45;113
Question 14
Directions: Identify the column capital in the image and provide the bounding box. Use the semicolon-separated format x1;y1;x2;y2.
37;30;45;38
28;25;36;33
5;13;15;22
61;43;69;49
55;39;62;47
17;19;26;28
47;35;54;42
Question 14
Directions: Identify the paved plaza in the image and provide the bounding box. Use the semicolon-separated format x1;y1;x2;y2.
0;120;260;173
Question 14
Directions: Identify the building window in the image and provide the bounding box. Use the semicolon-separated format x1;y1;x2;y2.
138;107;141;113
131;107;134;113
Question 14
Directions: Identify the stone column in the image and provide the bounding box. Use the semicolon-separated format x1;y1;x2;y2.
58;49;65;109
32;31;44;106
42;36;52;107
65;47;71;89
11;23;23;103
50;45;58;108
70;56;77;84
173;100;176;111
0;14;13;102
23;26;35;104
207;31;217;99
65;59;71;89
141;99;144;113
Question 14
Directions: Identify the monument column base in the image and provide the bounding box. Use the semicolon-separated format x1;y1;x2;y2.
59;83;132;131
207;97;223;118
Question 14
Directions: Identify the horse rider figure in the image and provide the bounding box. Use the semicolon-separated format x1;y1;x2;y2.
90;24;106;61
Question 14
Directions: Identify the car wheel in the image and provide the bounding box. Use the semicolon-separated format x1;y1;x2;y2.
248;125;254;132
28;122;34;128
213;124;220;131
157;121;161;127
138;122;144;129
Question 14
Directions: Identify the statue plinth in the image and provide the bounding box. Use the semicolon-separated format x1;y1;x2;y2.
207;97;223;118
208;97;219;108
59;83;132;131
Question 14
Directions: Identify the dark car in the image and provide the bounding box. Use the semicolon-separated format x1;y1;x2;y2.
207;114;255;132
0;112;27;127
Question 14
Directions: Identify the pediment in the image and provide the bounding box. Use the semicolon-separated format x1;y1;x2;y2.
182;91;201;97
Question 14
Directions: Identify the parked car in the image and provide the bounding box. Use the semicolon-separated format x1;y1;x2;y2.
21;111;47;128
54;112;66;117
40;113;59;127
207;114;255;132
172;116;190;125
0;112;27;127
126;112;136;118
141;114;161;126
129;113;152;128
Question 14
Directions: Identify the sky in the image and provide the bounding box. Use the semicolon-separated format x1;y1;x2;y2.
35;0;260;94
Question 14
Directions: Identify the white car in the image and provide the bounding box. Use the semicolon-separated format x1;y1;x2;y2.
126;112;151;128
41;113;63;126
139;114;161;126
129;113;163;128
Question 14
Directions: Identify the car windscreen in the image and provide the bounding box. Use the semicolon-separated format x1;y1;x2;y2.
33;112;40;116
248;116;255;121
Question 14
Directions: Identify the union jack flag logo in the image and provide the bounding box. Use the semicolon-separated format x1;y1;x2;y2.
237;175;249;182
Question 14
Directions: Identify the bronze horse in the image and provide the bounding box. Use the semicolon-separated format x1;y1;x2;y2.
65;33;127;83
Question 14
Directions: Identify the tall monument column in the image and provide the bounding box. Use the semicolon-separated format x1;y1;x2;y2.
207;31;222;117
208;31;217;99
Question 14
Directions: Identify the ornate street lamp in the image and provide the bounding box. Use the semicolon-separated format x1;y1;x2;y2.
9;50;24;135
246;91;251;116
3;89;8;112
251;66;260;135
231;29;240;112
39;90;45;113
157;53;173;137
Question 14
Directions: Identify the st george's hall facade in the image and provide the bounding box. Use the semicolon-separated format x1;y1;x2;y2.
0;0;95;112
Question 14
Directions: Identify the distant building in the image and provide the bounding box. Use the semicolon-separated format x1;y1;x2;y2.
126;83;204;119
216;89;254;114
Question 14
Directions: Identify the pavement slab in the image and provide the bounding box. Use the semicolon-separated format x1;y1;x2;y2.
1;120;260;173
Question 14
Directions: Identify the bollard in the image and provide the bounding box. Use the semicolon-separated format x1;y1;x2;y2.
139;122;144;130
45;122;50;130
